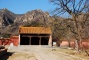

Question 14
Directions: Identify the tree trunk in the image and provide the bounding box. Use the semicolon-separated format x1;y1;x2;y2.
75;40;79;51
79;37;83;50
68;40;71;47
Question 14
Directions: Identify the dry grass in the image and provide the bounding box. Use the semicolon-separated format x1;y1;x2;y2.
57;48;89;60
7;52;36;60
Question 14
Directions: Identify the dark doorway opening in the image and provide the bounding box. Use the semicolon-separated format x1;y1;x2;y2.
31;37;39;45
20;37;30;45
41;37;49;45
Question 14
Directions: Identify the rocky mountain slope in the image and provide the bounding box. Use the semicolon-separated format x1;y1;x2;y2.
0;8;16;28
0;8;89;38
0;9;51;35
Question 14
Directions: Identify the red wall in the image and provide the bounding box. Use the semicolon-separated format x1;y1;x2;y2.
0;36;89;50
60;40;89;49
82;39;89;49
0;36;19;46
10;36;19;46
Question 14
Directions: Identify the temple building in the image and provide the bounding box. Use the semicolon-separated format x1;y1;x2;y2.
19;27;52;46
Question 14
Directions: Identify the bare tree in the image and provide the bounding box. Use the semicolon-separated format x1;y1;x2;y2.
50;0;89;51
50;16;67;46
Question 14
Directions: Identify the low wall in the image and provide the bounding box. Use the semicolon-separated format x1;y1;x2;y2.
82;40;89;49
0;36;19;46
60;41;75;47
60;40;89;49
0;36;89;49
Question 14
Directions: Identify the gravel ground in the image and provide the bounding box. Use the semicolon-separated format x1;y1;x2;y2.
0;45;86;60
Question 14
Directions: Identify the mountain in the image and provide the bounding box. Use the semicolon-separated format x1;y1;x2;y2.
14;9;50;25
0;9;51;35
0;8;88;38
0;8;16;28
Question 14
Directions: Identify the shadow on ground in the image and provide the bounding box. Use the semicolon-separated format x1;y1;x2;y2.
0;52;14;60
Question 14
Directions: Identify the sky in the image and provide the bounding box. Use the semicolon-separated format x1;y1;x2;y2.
0;0;55;14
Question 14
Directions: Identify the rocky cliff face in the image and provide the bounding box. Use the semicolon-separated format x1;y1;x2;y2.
14;9;50;24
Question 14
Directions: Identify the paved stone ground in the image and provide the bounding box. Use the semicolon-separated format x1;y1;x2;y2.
0;45;86;60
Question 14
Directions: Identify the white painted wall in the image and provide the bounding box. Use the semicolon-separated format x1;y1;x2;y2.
18;34;20;46
48;35;52;46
